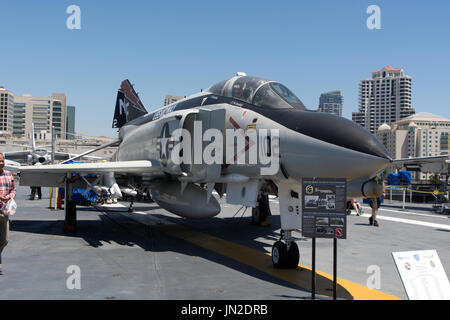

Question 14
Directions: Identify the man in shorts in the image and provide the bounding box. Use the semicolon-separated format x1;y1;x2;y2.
369;178;386;227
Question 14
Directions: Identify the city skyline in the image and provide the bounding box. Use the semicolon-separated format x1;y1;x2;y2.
1;1;450;137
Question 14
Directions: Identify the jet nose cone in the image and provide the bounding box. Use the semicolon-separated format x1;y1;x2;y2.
290;111;392;160
277;110;391;181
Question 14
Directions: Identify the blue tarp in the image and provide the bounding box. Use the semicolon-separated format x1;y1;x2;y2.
63;161;98;204
388;173;399;185
398;171;411;184
388;171;411;185
72;188;98;204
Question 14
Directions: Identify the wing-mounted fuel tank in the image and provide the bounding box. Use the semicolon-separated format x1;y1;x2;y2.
150;180;221;219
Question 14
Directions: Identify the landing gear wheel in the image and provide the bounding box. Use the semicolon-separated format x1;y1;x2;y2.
252;194;271;225
271;241;288;268
286;241;300;268
128;198;134;212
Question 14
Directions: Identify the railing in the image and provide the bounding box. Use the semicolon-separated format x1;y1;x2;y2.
386;185;448;211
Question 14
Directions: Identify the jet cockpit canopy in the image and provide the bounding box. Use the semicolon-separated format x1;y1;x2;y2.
207;75;307;111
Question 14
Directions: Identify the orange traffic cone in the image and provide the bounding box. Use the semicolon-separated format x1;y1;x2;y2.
57;190;62;209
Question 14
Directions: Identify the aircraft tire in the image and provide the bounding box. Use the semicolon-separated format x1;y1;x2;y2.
286;241;299;269
272;241;288;268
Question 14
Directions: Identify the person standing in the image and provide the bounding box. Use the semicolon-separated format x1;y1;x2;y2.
369;179;386;227
0;153;16;275
29;162;42;200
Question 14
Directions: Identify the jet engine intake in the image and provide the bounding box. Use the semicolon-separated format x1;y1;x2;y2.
347;179;383;199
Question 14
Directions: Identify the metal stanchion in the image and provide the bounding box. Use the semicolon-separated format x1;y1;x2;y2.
311;238;316;300
402;188;406;211
49;187;53;208
54;188;59;210
390;186;392;203
333;238;337;300
410;186;413;203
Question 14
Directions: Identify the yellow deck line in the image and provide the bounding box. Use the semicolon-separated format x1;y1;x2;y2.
155;223;401;300
99;205;401;300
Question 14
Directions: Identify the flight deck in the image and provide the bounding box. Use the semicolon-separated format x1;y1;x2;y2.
1;185;449;300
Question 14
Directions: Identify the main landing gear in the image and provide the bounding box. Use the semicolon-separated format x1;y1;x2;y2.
271;231;299;269
128;197;134;212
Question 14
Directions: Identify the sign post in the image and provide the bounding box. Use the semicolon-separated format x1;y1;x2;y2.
311;237;316;300
333;238;337;300
301;178;347;300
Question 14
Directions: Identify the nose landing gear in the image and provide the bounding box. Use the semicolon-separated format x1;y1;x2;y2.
271;231;299;269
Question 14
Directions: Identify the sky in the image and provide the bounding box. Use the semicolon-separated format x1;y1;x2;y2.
1;0;449;138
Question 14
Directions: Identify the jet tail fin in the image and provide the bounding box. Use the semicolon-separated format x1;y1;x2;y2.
112;79;148;128
31;123;36;152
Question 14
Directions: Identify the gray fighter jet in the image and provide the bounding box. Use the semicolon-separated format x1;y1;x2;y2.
4;124;102;165
18;74;392;268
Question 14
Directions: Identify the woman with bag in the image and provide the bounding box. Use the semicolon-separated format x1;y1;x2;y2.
0;153;17;275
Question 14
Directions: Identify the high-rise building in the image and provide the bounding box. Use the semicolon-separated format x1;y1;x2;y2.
0;87;14;133
164;95;183;106
352;66;415;134
13;101;26;137
66;106;76;140
14;93;67;140
318;90;343;117
51;93;67;139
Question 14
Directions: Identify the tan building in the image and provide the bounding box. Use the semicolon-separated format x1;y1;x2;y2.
164;95;183;106
353;66;415;134
0;87;14;133
14;93;67;140
377;112;450;180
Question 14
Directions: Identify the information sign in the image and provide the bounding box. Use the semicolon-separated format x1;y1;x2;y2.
392;250;450;300
301;178;347;239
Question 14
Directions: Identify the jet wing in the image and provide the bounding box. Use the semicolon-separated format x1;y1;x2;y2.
53;152;104;161
5;143;33;149
18;160;162;187
3;150;31;161
4;160;21;174
392;155;449;173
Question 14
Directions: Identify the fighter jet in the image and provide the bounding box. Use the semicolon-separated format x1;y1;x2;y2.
4;123;103;165
18;73;392;268
4;159;21;174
